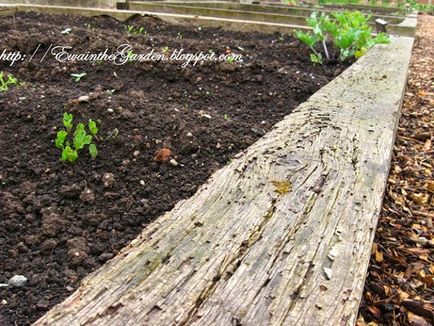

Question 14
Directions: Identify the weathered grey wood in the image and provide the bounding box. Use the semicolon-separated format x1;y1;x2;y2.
34;37;414;326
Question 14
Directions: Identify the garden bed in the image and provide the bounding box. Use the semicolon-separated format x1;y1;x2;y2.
0;12;350;325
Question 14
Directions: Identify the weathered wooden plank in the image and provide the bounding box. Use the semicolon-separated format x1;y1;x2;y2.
35;37;414;326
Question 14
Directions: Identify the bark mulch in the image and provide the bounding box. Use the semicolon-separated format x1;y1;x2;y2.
358;14;434;326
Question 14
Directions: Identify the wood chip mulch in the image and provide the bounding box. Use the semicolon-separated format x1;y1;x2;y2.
358;14;434;326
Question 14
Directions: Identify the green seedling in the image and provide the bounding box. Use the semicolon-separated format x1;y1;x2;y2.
55;112;99;163
61;28;72;35
162;46;170;54
125;25;135;33
0;72;19;92
124;25;147;36
226;56;236;64
177;32;183;40
71;72;87;82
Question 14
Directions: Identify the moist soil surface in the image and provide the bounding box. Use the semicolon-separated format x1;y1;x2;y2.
0;12;350;325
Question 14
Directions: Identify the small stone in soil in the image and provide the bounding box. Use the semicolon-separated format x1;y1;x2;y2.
67;249;88;266
8;275;27;287
79;188;95;204
169;159;179;167
154;148;172;164
78;95;89;102
139;180;145;186
102;173;115;188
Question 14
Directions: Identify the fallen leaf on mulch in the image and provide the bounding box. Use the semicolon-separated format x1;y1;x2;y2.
402;300;434;322
407;312;431;326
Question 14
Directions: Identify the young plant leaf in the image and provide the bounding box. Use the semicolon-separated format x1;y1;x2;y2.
55;130;68;149
89;143;98;159
88;119;99;136
74;130;92;150
294;30;317;48
63;112;73;133
61;146;78;163
74;122;85;136
310;53;323;64
71;72;86;82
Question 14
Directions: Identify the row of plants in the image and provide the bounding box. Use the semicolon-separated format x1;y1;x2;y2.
294;10;390;64
286;0;433;12
403;0;434;13
318;0;395;8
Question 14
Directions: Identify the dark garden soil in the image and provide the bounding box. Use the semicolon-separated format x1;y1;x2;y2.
0;12;350;325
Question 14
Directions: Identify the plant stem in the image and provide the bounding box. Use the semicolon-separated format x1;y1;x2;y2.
308;46;321;57
322;40;330;60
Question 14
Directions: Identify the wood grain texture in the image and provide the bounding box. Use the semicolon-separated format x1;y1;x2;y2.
35;37;414;326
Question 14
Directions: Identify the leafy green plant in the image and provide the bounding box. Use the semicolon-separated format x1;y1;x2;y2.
405;0;434;13
294;11;390;64
55;113;99;163
0;72;19;92
124;25;147;36
71;72;86;82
